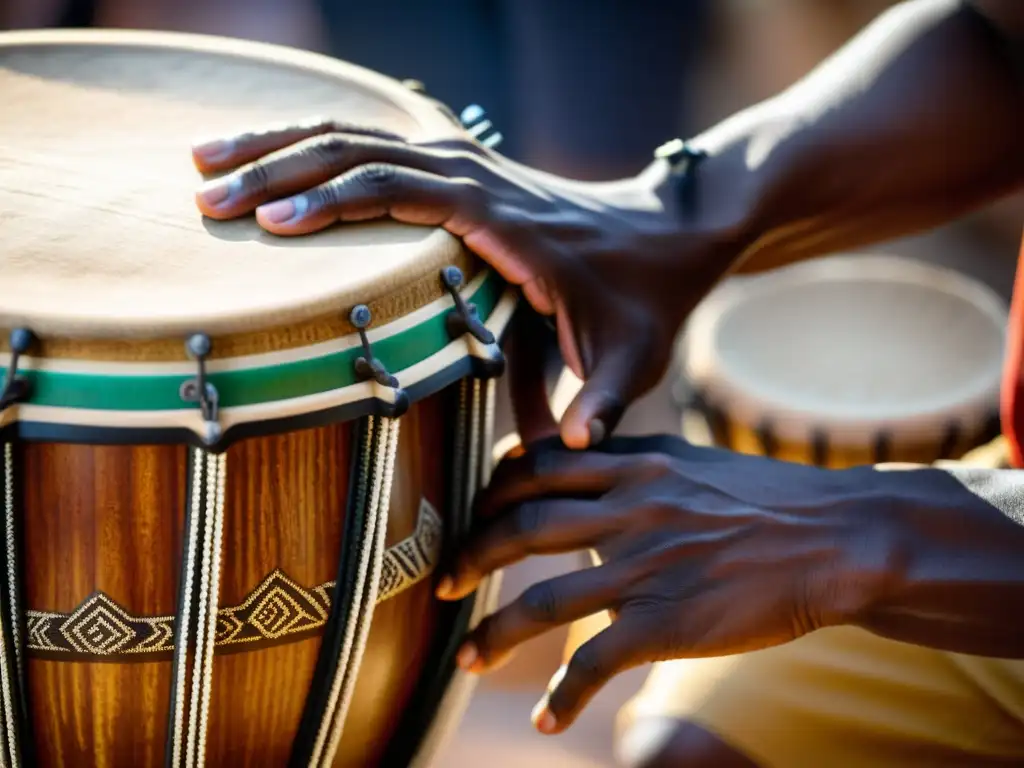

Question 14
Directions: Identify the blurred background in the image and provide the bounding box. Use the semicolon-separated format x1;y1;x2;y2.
3;1;1021;765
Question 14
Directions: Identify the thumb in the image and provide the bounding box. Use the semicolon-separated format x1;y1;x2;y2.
559;347;646;450
507;308;560;447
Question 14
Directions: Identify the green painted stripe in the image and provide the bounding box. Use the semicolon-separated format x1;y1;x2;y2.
4;272;505;412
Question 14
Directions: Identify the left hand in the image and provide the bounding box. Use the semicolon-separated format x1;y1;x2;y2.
435;435;894;734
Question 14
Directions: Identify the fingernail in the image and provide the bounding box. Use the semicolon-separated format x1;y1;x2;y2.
192;138;233;163
198;176;238;208
531;701;557;735
435;575;454;599
588;419;606;445
456;642;478;671
257;197;305;224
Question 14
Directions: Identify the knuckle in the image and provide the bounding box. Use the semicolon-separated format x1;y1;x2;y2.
568;641;608;684
455;178;489;214
238;160;271;196
355;162;400;198
305;132;349;167
640;499;681;528
634;452;677;481
511;501;547;540
519;582;561;623
306;181;340;211
320;117;349;134
622;595;671;618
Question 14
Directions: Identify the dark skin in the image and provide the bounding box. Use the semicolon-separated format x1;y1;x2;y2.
193;0;1024;738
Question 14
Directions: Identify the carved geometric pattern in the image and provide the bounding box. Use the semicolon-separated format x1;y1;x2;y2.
25;497;443;661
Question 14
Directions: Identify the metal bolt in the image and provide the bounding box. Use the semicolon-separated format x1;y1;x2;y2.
187;333;212;359
350;305;372;329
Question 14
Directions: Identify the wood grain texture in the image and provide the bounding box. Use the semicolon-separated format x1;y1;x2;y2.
19;387;456;767
23;443;186;767
335;393;448;767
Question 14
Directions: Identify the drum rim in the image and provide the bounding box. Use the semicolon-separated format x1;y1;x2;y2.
0;280;517;451
682;254;1008;443
0;27;470;343
0;27;460;141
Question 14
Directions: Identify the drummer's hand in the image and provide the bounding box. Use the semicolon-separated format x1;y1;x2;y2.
191;120;739;448
434;435;894;734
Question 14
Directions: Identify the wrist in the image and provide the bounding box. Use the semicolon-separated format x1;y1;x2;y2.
816;467;912;629
648;139;761;274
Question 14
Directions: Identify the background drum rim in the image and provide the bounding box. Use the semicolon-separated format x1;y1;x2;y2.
681;254;1008;445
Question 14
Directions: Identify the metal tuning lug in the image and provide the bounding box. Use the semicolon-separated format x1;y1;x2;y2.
401;79;428;94
350;305;409;418
179;333;222;447
0;328;35;412
440;266;494;345
459;104;503;149
440;266;505;379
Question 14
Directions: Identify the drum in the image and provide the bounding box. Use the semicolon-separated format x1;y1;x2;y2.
680;255;1008;467
0;29;516;768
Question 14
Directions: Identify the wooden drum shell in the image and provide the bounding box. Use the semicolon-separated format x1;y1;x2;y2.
0;27;519;767
20;389;453;767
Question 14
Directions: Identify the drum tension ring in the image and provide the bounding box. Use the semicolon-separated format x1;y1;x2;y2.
180;333;222;445
440;266;494;345
0;328;35;411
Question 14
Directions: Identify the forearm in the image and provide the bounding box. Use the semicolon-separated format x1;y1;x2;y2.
688;0;1024;274
852;464;1024;657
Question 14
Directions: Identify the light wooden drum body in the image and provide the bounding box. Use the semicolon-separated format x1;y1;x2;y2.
680;256;1007;467
0;29;516;767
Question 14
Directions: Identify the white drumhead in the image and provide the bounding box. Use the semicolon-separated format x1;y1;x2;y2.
683;255;1008;443
0;29;464;339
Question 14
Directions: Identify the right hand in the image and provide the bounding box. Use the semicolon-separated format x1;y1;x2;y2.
191;118;739;446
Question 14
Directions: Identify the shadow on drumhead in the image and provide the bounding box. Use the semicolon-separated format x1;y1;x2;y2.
199;214;441;248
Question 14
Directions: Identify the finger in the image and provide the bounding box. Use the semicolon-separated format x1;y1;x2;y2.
251;163;548;295
508;309;559;447
196;135;484;219
521;278;556;317
456;565;623;673
554;296;585;381
559;343;656;450
475;449;637;519
438;499;612;601
252;164;487;236
532;623;649;734
191;116;405;173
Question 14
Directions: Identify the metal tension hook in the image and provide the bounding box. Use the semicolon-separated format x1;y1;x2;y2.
0;328;35;412
440;266;494;345
180;333;222;445
351;305;398;388
351;305;409;417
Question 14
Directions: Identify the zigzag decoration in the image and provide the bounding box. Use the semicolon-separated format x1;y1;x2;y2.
25;498;442;661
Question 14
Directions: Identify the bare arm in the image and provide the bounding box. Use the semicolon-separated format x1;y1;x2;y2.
687;0;1024;274
854;463;1024;656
